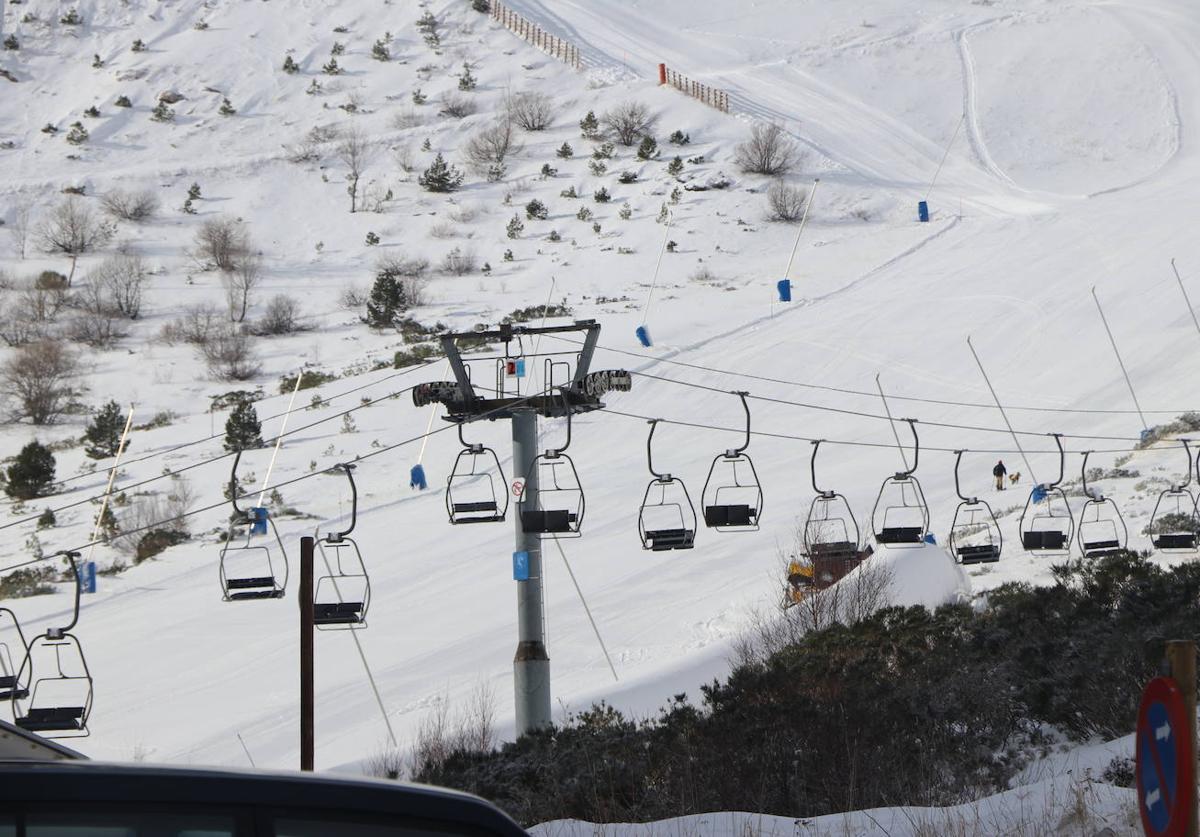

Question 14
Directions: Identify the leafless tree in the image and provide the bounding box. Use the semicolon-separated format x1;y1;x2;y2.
336;128;374;213
159;303;222;346
18;276;70;325
506;91;555;132
222;253;261;323
200;327;261;381
765;179;808;222
66;281;127;348
35;197;114;284
193;216;249;272
100;188;160;222
463;119;522;175
257;294;302;335
735;122;800;175
437;92;476;119
9;199;35;260
440;246;477;276
1;339;83;424
89;251;146;318
602;100;655;146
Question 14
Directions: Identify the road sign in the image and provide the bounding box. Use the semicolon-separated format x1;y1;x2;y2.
511;479;525;498
1137;676;1195;837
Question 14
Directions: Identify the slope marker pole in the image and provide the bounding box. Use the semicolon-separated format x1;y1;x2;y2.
966;336;1037;484
1091;286;1148;434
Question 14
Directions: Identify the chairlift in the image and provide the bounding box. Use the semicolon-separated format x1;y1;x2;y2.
13;552;93;737
949;450;1002;565
219;450;288;601
1076;451;1128;558
520;412;584;537
1019;433;1075;555
870;419;930;545
1148;440;1199;553
637;420;697;551
803;440;861;579
0;607;29;702
314;463;370;629
446;424;508;525
701;392;763;532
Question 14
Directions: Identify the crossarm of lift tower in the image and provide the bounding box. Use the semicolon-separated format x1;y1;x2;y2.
413;320;633;422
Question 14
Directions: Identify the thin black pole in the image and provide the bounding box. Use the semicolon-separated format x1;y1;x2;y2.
300;535;314;771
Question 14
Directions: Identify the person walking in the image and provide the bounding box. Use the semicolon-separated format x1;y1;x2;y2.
993;459;1007;490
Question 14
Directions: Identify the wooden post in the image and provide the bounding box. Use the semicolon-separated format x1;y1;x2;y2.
1168;639;1199;837
300;535;315;771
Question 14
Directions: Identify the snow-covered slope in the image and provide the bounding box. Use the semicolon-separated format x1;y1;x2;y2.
1;0;1198;791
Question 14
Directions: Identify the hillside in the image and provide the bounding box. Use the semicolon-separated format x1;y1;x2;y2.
1;0;1198;817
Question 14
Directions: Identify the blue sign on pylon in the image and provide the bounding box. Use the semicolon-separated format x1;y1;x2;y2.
1136;676;1195;837
513;551;530;582
77;560;96;594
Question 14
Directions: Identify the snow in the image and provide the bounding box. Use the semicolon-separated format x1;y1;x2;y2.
0;0;1197;826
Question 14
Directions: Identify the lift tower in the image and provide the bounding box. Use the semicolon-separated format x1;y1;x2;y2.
413;320;629;735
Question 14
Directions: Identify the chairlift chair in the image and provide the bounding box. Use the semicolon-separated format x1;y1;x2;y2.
1148;440;1200;553
219;450;289;601
446;425;509;525
520;412;585;538
803;440;862;584
1019;433;1075;555
949;450;1002;565
13;552;93;738
314;464;370;629
1076;451;1128;558
0;607;29;702
637;420;697;551
870;419;930;546
701;392;763;532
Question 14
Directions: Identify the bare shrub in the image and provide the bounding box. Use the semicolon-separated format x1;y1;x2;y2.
193;216;250;272
464;119;521;174
222;254;261;323
734;122;799;175
17;281;69;324
0;309;50;347
602;101;655;146
9;199;35;259
36;197;114;282
100;188;160;222
257;294;303;335
111;482;192;556
438;92;476;119
412;684;497;777
765;179;808;222
89;251;146;318
160;303;222;346
337;127;374;213
448;204;479;224
66;282;127;348
440;247;477;276
507;91;554;132
200;328;262;381
365;746;406;781
376;254;430;280
339;284;367;310
1;339;83;424
391;109;425;131
285;124;340;164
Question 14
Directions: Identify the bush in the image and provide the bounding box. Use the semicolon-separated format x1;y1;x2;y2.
101;189;160;222
593;187;610;203
0;566;56;598
735;122;799;175
2;340;82;424
201;329;262;381
464;120;521;174
135;529;189;563
766;180;807;222
258;294;303;335
160;303;222;345
278;370;336;393
507;91;554;131
602;101;654;146
393;344;441;368
193;216;250;272
224;400;263;452
6;441;56;499
441;247;478;276
438;92;477;119
524;200;548;220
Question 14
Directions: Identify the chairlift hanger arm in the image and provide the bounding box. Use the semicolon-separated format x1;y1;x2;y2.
229;449;245;518
1080;451;1094;498
647;420;666;480
1046;433;1065;488
51;551;82;637
329;463;358;542
1187;439;1196;489
898;419;919;477
953;450;968;502
731;391;751;455
810;440;829;496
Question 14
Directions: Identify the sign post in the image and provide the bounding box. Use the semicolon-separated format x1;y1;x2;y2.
1137;641;1198;837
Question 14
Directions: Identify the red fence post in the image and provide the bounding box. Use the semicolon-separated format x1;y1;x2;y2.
658;63;667;85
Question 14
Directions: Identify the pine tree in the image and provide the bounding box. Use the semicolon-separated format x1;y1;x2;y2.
365;267;413;327
457;62;476;91
525;199;548;220
219;98;236;116
372;39;390;61
506;215;524;239
418;153;464;193
579;110;599;139
636;135;658;160
83;400;129;460
3;34;18;51
282;55;299;74
115;95;132;108
6;442;56;500
224;401;264;453
667;156;684;177
556;142;573;159
65;122;89;145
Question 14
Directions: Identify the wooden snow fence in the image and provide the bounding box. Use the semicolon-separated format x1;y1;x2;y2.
489;1;583;71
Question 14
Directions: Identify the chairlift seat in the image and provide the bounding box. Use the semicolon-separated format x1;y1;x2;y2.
1082;539;1121;555
957;544;1000;565
16;706;85;732
0;674;28;700
644;528;695;551
226;576;277;590
1154;533;1198;550
1022;530;1067;551
704;504;755;528
453;501;499;514
226;576;282;600
314;602;365;625
808;541;857;559
521;509;578;534
876;526;923;544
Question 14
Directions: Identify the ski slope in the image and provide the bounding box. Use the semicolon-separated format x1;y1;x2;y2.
0;0;1198;814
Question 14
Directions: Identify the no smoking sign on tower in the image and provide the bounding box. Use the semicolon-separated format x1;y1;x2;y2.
1137;676;1196;837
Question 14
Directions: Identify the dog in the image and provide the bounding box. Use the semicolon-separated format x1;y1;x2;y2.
1008;472;1022;486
